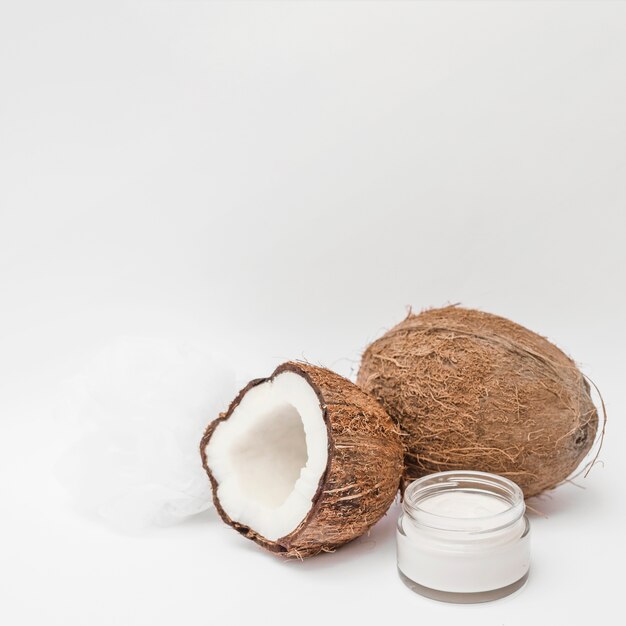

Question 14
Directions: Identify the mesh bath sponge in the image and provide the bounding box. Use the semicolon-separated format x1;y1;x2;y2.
56;337;238;530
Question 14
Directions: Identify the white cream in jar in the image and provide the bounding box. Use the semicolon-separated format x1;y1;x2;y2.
397;471;530;603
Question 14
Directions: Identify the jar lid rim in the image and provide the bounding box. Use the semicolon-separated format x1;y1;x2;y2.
403;471;525;533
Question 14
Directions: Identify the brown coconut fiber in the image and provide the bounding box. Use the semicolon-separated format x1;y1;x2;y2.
357;306;602;498
201;362;403;558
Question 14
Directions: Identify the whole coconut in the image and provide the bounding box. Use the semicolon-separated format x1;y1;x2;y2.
357;306;599;498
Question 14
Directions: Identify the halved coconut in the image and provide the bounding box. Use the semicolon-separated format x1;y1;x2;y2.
201;362;403;557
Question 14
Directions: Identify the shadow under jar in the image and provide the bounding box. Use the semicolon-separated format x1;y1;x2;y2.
397;471;530;603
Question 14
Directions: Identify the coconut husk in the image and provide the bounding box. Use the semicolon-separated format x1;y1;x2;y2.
201;362;403;557
357;306;601;498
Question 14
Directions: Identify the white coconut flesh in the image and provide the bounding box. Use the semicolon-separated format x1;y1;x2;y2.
205;371;329;541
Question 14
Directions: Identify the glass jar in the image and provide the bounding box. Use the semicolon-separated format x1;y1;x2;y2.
397;471;530;603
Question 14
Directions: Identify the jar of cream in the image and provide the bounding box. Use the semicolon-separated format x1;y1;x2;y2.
397;471;530;603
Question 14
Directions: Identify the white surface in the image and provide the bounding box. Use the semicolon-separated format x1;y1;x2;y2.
1;1;625;624
206;370;328;541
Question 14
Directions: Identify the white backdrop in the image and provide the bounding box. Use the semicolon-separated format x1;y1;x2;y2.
1;2;624;625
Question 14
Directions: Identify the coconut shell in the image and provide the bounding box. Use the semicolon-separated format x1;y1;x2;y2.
201;361;403;557
357;306;599;498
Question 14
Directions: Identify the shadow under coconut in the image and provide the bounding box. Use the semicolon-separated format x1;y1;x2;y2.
526;479;604;519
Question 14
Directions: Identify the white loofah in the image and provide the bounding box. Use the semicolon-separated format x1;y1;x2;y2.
56;337;238;530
